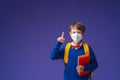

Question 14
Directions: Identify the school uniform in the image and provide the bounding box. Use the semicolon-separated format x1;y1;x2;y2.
50;41;98;80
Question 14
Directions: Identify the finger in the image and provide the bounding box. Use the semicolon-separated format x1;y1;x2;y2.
61;32;64;38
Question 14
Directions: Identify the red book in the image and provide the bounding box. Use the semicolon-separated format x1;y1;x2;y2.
78;55;90;76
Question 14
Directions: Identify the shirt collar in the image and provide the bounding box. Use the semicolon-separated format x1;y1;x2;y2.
71;42;83;49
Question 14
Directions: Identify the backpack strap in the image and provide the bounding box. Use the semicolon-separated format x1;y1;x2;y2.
83;42;92;79
83;42;90;58
64;42;72;64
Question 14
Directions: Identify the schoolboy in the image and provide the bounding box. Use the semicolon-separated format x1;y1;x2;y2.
50;22;98;80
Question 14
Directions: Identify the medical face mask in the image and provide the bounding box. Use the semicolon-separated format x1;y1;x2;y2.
71;33;83;43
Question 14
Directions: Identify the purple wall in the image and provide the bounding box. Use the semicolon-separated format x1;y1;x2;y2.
0;0;120;80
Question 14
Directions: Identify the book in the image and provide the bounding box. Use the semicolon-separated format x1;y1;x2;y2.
78;55;90;76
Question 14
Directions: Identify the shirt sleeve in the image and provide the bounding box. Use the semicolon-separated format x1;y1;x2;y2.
50;41;65;60
84;46;98;73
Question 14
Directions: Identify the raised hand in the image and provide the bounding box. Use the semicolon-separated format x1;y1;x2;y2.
57;32;65;43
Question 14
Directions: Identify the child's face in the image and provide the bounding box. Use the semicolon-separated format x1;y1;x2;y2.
69;28;83;43
69;28;83;36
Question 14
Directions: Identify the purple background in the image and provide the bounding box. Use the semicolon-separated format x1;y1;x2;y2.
0;0;120;80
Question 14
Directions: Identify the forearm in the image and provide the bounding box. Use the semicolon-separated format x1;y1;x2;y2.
84;61;98;72
50;41;64;60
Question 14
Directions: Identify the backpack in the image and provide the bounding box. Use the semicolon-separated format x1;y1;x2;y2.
63;42;93;79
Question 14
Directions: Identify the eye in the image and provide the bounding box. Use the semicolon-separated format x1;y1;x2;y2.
73;32;76;33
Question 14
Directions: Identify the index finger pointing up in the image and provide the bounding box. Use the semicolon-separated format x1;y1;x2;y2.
61;32;64;38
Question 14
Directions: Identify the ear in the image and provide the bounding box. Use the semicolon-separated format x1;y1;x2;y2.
81;33;84;37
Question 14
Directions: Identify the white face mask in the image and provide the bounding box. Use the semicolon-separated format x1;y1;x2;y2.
71;33;83;43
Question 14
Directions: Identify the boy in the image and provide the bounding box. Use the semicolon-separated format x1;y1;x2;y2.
50;22;98;80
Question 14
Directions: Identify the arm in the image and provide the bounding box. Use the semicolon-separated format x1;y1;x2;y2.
50;32;65;60
50;41;65;60
84;46;98;72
